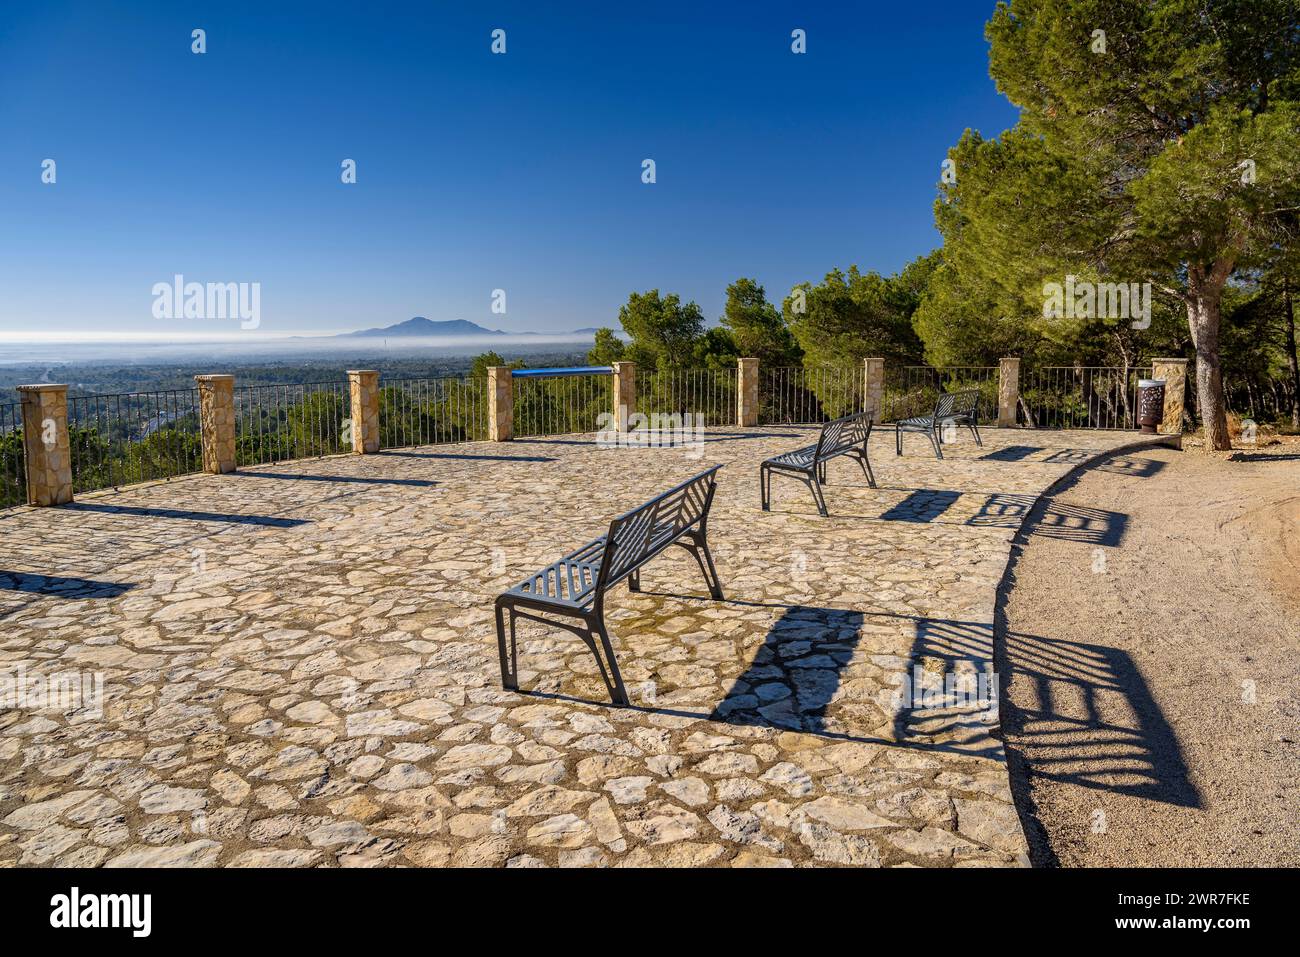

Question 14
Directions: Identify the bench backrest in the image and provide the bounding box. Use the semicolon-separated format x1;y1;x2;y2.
934;389;979;420
815;411;870;461
597;465;722;591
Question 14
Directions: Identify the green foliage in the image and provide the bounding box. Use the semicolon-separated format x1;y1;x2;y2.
720;278;802;366
617;290;706;369
586;328;626;366
959;0;1300;445
784;265;926;367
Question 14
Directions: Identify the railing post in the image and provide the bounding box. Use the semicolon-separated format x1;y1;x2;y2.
863;358;884;422
998;357;1020;427
17;383;72;506
737;357;759;427
1151;358;1188;434
347;370;381;453
195;374;237;474
488;367;513;441
612;361;636;432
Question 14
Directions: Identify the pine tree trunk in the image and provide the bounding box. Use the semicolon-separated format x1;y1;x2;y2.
1283;278;1300;430
1186;275;1231;450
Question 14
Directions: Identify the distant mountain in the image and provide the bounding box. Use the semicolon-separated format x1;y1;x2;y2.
572;327;602;334
340;317;504;338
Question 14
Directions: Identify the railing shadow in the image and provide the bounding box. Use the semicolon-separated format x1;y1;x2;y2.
66;503;309;527
0;571;133;598
377;451;557;463
236;470;435;487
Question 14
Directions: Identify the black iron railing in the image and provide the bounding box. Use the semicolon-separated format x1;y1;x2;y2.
235;381;350;466
67;390;204;493
380;377;490;448
1;403;25;508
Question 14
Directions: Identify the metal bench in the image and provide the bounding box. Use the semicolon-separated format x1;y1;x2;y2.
894;389;982;460
760;411;875;517
494;465;724;706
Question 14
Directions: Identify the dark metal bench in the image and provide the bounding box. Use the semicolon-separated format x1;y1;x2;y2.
760;411;875;517
494;465;724;706
894;389;982;460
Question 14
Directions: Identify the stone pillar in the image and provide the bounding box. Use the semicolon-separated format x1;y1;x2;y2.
863;357;884;422
737;357;759;427
488;367;513;442
17;384;73;506
1151;358;1188;434
195;375;237;474
612;361;636;432
347;370;381;453
998;357;1021;427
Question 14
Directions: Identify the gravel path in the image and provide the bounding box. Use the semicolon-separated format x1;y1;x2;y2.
999;440;1300;867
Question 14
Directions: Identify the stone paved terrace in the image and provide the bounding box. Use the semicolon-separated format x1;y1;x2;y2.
0;425;1172;868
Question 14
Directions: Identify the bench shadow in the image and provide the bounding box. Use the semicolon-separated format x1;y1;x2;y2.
869;491;1128;546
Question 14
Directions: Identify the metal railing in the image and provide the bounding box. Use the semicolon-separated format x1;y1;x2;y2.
882;366;998;422
66;390;205;494
235;381;350;466
759;366;863;424
513;368;613;437
638;367;738;427
1;403;25;508
1021;366;1151;430
380;377;489;449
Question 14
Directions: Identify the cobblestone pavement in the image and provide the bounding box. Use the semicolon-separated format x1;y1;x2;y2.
0;426;1167;867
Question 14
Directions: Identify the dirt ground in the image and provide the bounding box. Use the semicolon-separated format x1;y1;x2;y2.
998;436;1300;867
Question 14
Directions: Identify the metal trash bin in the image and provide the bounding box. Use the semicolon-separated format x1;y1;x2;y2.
1137;378;1166;434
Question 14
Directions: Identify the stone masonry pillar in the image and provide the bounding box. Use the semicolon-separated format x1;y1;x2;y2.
612;361;636;433
1151;358;1188;434
488;367;513;442
998;357;1021;427
17;383;73;506
737;358;759;427
195;375;237;474
863;357;884;422
347;370;381;453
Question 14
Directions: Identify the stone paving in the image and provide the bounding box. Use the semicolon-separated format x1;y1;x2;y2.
0;426;1165;867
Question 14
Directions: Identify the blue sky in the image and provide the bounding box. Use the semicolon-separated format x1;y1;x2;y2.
0;1;1018;340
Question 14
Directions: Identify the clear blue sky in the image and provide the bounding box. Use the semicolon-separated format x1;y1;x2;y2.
0;1;1018;340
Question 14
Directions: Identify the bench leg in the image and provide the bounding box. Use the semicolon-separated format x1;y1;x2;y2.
970;422;983;446
853;448;876;488
810;475;829;517
628;569;641;592
760;465;770;511
589;619;630;707
495;602;518;692
683;529;725;600
930;427;944;460
895;425;902;456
